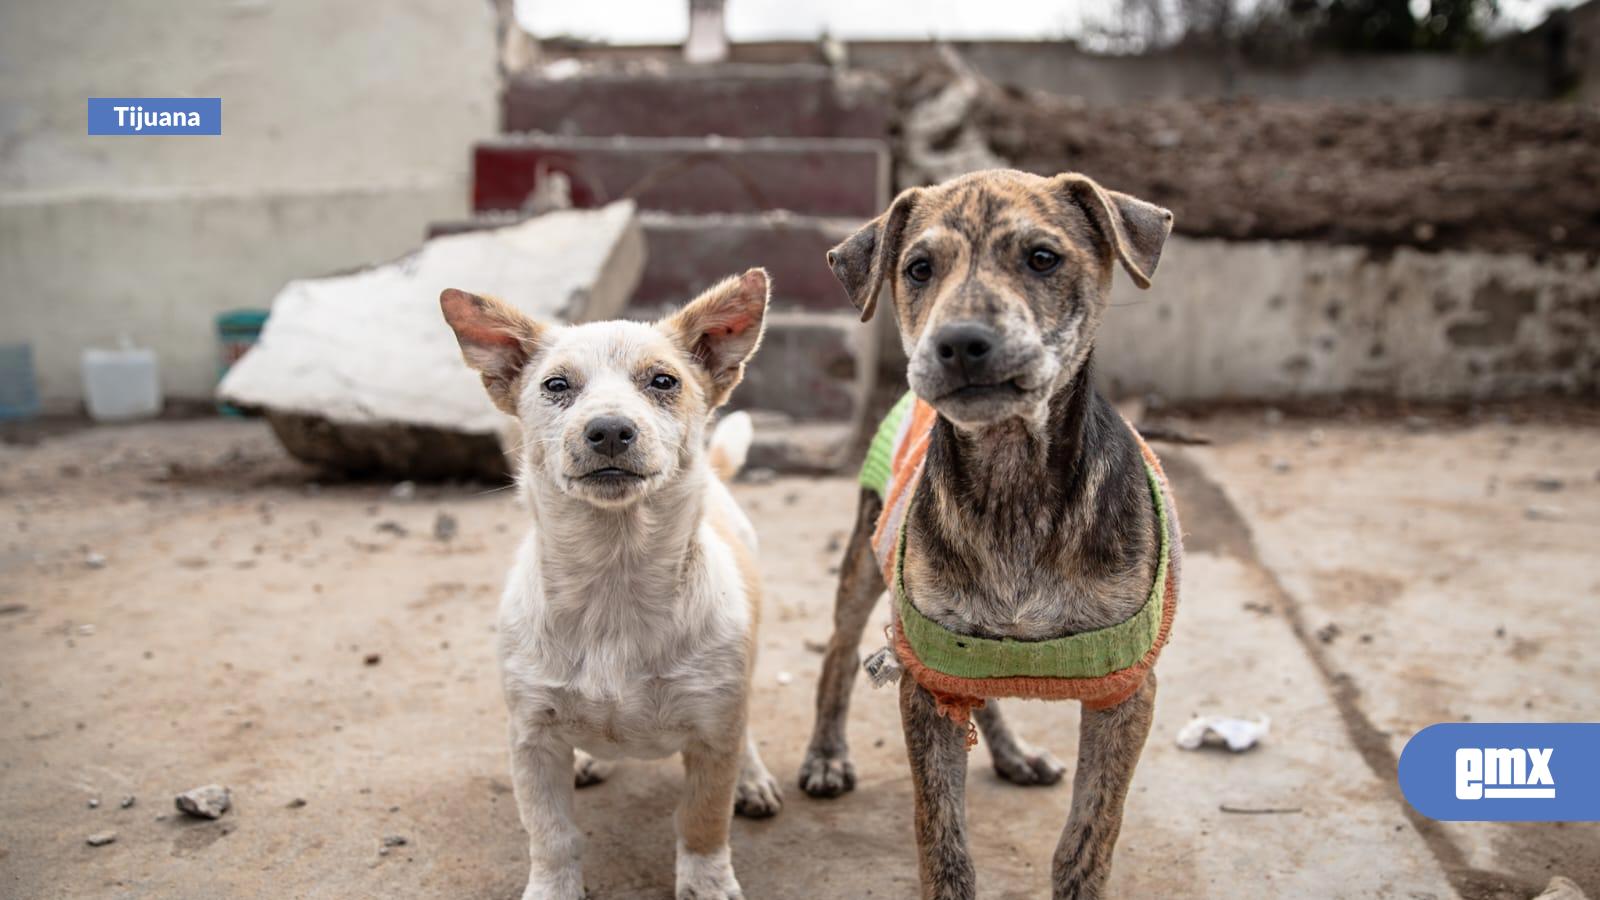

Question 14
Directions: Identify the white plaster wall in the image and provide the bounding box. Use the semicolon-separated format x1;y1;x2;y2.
0;0;498;409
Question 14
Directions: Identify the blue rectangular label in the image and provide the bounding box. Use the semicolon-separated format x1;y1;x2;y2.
1399;723;1600;821
87;98;221;136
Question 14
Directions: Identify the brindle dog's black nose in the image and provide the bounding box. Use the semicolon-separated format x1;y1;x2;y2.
933;322;998;376
584;416;637;458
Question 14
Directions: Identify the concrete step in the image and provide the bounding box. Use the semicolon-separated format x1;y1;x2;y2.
430;211;861;314
472;135;888;217
741;415;856;476
503;64;889;140
605;306;873;424
634;212;855;311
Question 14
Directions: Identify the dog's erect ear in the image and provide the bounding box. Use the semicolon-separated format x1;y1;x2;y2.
1052;174;1173;289
826;187;921;322
439;288;546;415
662;268;770;408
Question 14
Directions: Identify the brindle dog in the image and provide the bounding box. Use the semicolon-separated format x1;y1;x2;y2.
798;169;1179;899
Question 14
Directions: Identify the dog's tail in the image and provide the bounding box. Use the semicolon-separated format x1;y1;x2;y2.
707;411;753;482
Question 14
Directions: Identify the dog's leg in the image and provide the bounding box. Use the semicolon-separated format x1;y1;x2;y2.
508;723;585;900
573;749;614;788
975;702;1066;787
734;731;783;818
1050;672;1158;900
676;741;745;900
900;677;977;900
799;488;886;798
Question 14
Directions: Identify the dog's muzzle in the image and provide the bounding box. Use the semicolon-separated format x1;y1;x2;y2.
913;321;1045;422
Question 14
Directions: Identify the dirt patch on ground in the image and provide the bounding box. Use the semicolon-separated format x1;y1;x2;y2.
893;67;1600;254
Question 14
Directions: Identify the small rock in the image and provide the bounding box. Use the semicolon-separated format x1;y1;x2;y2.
175;784;231;820
743;467;776;485
120;796;136;809
86;830;117;847
87;797;100;809
803;639;828;654
390;481;417;501
775;671;794;686
85;551;107;569
1270;458;1292;474
287;797;307;809
1307;428;1325;447
1315;623;1342;644
364;652;382;666
78;623;96;636
1525;505;1565;522
433;512;458;542
376;520;407;537
1531;476;1564;492
382;835;409;848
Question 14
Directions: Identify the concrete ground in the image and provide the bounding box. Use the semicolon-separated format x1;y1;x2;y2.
0;412;1595;899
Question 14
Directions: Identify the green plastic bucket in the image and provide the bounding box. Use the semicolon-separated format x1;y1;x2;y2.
216;309;269;416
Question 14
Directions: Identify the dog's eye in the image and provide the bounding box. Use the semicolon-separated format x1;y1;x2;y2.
905;258;933;284
648;373;678;391
542;376;570;393
1028;248;1062;273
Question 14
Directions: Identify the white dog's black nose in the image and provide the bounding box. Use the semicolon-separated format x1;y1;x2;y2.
584;416;637;458
933;322;998;374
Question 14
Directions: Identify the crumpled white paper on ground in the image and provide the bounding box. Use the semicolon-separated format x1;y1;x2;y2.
1175;715;1271;752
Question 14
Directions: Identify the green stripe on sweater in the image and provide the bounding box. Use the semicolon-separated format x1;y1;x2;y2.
859;391;917;498
894;458;1170;679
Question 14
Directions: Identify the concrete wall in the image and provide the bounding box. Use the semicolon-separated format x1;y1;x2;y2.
0;0;498;411
1095;237;1599;401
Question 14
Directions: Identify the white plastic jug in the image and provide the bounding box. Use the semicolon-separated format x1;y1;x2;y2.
83;342;162;422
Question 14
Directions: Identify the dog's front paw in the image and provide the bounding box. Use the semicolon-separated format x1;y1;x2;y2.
992;745;1066;787
676;846;743;900
734;768;783;818
797;748;857;798
521;867;586;900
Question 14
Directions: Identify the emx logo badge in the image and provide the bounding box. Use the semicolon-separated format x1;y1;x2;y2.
1399;723;1600;821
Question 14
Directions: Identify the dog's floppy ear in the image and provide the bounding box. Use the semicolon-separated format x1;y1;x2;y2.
826;187;921;322
661;268;770;408
439;288;546;415
1052;174;1173;289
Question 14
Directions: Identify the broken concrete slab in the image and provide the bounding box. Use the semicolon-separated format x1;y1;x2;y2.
218;203;644;478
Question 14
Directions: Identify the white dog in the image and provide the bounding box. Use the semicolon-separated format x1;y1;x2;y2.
440;269;783;900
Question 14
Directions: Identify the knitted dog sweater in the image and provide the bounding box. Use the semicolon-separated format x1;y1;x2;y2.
861;392;1181;735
